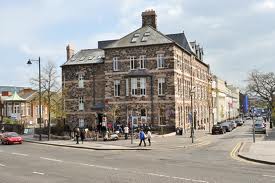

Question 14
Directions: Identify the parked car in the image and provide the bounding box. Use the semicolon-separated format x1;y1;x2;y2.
246;116;252;120
1;132;23;145
253;122;266;134
235;119;243;126
230;121;237;129
212;125;226;135
220;122;233;132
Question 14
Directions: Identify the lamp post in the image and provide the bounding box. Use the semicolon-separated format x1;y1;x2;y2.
27;57;42;141
190;87;196;143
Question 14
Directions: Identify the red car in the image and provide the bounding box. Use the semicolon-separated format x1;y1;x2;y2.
1;132;23;145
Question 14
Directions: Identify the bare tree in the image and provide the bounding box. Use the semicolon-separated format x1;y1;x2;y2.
246;70;275;126
30;61;60;139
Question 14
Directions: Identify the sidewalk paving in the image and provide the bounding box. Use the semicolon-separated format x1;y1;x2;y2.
22;129;210;151
238;125;275;165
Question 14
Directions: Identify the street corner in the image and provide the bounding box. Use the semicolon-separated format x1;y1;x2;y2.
237;141;275;165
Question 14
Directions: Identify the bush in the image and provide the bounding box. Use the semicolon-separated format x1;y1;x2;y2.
3;117;18;124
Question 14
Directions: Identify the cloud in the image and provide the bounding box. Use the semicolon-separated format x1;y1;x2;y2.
0;0;275;89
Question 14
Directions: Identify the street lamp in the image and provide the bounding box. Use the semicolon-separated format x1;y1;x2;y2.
27;57;42;141
190;87;196;143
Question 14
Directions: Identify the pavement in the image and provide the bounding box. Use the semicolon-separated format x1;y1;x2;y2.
238;124;275;165
22;129;210;151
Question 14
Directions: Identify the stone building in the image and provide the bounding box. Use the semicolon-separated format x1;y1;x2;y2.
62;10;212;132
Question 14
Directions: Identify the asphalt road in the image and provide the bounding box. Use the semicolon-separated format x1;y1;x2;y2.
0;120;274;183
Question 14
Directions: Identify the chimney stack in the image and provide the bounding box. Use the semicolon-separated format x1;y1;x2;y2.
66;44;74;61
141;9;157;29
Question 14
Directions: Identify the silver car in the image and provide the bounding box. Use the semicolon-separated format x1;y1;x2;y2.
253;122;266;134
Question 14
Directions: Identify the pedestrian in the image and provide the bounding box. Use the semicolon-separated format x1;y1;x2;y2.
138;129;146;147
147;128;152;146
80;129;85;144
124;125;129;140
75;128;80;144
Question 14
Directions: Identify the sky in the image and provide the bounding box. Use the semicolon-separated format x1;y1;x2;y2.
0;0;274;90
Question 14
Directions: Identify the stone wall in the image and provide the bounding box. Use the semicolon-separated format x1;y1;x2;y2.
62;63;105;128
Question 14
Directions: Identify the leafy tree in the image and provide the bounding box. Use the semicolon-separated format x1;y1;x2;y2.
246;70;275;126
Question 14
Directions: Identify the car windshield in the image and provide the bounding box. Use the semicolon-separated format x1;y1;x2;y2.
5;132;19;137
255;124;262;127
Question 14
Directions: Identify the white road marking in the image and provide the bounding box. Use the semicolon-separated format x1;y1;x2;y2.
263;175;275;178
32;172;45;175
79;163;95;167
95;165;119;170
147;173;208;183
0;163;6;167
40;157;63;162
147;173;170;178
12;152;29;156
172;176;191;181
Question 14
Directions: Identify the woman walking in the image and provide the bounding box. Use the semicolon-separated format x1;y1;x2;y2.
147;128;152;146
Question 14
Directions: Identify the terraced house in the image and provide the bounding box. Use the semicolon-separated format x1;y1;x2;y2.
61;10;212;133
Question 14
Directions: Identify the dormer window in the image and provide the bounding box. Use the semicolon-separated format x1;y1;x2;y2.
141;32;150;42
131;33;140;43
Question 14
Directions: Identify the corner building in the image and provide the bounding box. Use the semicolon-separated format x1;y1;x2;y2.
62;10;212;132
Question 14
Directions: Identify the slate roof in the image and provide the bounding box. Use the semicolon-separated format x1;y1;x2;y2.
166;32;195;54
62;49;104;66
104;26;173;49
98;40;117;49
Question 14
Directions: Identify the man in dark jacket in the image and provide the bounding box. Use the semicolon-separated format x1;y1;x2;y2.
80;130;85;144
75;128;80;144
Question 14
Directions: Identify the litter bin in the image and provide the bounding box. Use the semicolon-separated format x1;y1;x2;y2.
176;127;183;135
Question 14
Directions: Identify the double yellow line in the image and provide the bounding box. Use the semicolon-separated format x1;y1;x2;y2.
230;142;260;165
230;142;242;159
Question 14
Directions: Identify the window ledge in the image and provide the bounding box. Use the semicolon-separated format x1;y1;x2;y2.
158;94;166;97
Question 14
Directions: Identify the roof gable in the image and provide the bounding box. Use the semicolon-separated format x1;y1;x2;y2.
105;26;173;49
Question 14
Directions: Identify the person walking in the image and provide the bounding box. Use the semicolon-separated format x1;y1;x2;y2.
75;128;80;144
124;125;129;140
147;128;152;146
80;129;85;144
138;129;146;147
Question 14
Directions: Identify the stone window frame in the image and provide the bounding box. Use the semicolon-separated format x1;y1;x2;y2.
139;55;146;69
79;96;84;111
158;78;165;96
140;77;146;96
78;73;84;88
157;54;165;68
113;57;119;71
130;56;138;70
125;79;129;96
131;78;138;96
114;80;121;97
